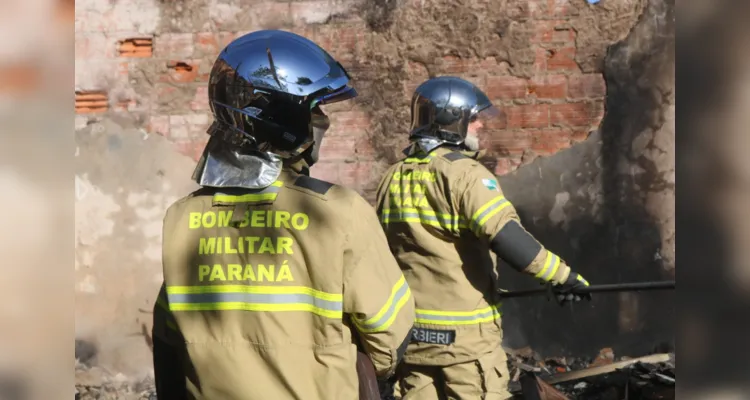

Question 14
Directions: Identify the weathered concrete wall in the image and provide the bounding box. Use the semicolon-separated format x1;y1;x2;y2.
498;0;674;356
74;0;673;376
75;117;198;376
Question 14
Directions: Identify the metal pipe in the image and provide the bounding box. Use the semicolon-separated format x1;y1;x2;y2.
497;281;675;299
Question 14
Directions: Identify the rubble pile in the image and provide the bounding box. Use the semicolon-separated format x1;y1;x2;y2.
506;347;676;400
75;360;155;400
74;346;674;399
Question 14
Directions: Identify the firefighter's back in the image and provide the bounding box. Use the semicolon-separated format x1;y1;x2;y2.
375;147;502;366
161;171;362;400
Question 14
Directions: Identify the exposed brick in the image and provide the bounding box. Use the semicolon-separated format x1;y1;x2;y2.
405;61;430;79
154;33;194;59
327;111;371;136
440;56;472;74
147;116;170;137
319;137;357;161
486;76;527;100
493;158;513;176
484;109;508;130
533;47;548;73
505;104;549;129
550;102;603;127
114;98;137;112
310;162;339;183
547;0;580;17
354;136;377;159
75;90;108;114
338;161;378;188
531;128;573;155
489;130;532;156
190;86;210;111
118;38;153;58
328;25;365;58
568;73;607;99
404;78;425;96
464;76;487;90
528;75;567;99
570;129;592;143
194;32;237;57
162;61;199;83
533;21;576;44
173;140;206;162
546;47;579;72
169;114;211;141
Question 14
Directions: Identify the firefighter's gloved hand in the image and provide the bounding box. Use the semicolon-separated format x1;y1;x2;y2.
552;272;591;305
377;376;396;400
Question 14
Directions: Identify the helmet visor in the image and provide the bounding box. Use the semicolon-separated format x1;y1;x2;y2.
471;104;500;121
310;85;358;109
471;104;500;122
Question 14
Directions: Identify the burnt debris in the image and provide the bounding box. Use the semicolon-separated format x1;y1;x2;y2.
506;347;675;400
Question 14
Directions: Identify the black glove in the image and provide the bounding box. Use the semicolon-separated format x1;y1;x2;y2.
551;272;591;305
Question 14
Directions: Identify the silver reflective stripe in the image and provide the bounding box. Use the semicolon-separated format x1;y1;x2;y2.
389;211;439;223
357;280;410;331
541;254;559;281
167;292;343;311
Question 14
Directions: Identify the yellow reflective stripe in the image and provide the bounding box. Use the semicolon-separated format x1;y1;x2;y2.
380;208;467;231
213;181;284;203
576;275;590;286
404;156;432;164
168;302;342;318
415;303;502;326
535;252;561;282
166;285;342;302
470;196;511;233
353;275;412;333
214;193;278;203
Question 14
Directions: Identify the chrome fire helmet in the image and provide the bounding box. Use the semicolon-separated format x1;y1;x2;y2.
192;30;357;189
408;76;498;153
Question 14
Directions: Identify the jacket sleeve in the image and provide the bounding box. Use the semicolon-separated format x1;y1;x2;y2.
342;194;415;378
452;162;572;285
152;283;188;400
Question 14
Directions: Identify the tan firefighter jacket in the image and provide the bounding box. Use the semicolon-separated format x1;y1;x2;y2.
152;162;415;400
374;146;573;366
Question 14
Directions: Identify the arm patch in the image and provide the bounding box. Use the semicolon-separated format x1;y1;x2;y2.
490;220;542;272
293;175;334;195
442;151;468;162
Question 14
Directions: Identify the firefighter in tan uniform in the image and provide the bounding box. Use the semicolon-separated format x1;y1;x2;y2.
375;77;592;399
151;30;415;400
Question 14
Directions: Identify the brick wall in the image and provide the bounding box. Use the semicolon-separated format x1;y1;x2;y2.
75;0;639;197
